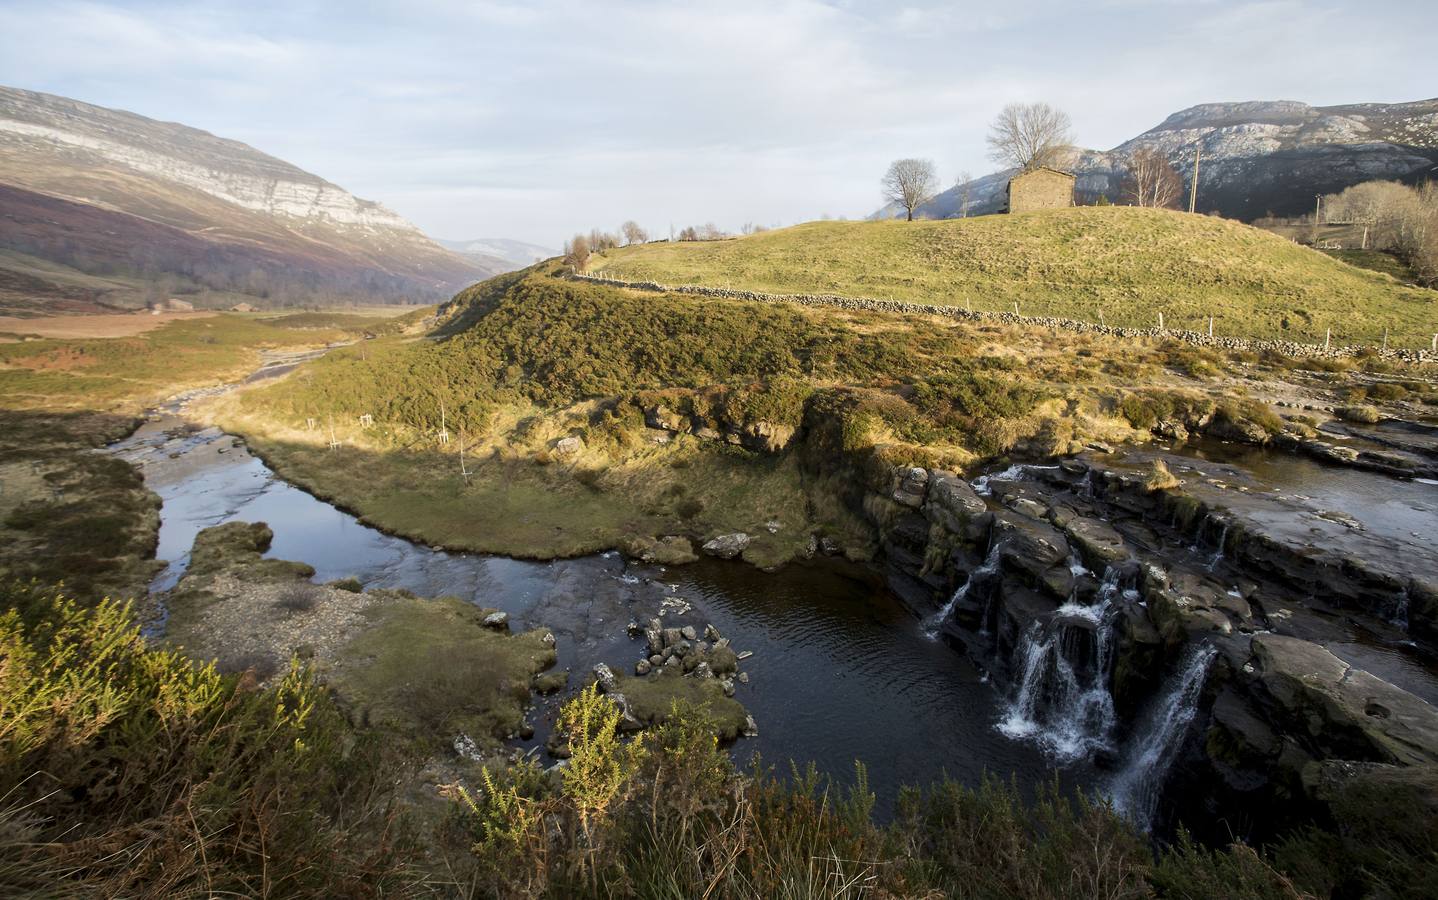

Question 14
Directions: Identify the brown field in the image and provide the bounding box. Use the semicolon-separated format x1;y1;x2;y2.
0;310;218;340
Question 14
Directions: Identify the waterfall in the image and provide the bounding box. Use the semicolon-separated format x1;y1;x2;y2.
1206;523;1230;571
1389;589;1411;632
924;544;1001;639
1108;643;1218;829
995;566;1122;763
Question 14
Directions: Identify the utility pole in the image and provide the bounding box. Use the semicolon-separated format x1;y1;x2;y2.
1188;146;1201;214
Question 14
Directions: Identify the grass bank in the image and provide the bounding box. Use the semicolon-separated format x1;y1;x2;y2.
0;308;425;412
595;208;1437;347
207;270;1243;566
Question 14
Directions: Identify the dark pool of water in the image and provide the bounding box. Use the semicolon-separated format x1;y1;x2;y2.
111;416;1093;811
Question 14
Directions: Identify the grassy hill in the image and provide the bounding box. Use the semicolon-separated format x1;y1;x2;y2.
596;207;1437;348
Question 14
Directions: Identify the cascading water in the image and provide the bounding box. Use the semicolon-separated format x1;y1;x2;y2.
1206;523;1230;571
1108;643;1218;830
924;544;1000;639
996;566;1123;763
1389;589;1411;632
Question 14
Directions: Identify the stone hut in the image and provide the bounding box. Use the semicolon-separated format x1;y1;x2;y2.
1005;166;1075;213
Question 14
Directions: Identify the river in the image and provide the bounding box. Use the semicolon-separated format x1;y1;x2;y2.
109;411;1095;814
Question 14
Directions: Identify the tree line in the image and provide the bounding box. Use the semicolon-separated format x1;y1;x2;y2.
564;220;770;270
1321;180;1438;285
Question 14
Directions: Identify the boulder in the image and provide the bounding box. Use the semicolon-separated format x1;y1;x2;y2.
702;532;752;559
1063;517;1131;570
1008;497;1049;521
741;420;796;453
481;611;510;631
554;435;584;456
1251;635;1438;767
622;534;699;565
892;466;929;508
592;663;620;694
993;511;1070;579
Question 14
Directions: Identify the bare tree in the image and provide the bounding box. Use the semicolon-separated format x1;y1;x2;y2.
986;102;1075;172
563;234;591;270
620;221;648;245
955;170;974;218
1122;148;1183;209
882;158;940;221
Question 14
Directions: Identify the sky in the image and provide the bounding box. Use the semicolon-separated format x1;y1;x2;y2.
1;0;1435;246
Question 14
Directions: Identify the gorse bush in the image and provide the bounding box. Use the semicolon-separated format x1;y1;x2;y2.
444;688;1392;900
0;581;409;897
241;272;1051;459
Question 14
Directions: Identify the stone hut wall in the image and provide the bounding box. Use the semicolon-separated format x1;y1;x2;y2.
1008;169;1075;213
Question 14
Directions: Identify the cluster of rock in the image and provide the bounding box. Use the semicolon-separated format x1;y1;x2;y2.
630;619;749;699
643;402;796;453
854;449;1438;840
575;272;1432;364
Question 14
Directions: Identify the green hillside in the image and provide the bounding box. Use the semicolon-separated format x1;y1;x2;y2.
596;207;1437;347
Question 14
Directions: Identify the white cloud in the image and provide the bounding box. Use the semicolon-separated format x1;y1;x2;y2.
0;0;1433;244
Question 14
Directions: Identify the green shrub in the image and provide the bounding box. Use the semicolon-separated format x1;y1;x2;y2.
0;582;408;896
1335;404;1381;424
1366;382;1409;402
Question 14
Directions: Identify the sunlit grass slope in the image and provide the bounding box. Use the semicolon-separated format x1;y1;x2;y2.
596;207;1436;347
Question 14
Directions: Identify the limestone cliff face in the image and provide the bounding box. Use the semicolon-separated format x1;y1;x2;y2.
883;98;1438;222
0;85;501;306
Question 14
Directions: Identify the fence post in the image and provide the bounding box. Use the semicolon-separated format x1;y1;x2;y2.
1324;328;1331;352
1208;316;1214;338
1158;312;1164;330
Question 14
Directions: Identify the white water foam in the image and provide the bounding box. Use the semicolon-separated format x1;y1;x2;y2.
1109;644;1218;830
923;544;1001;639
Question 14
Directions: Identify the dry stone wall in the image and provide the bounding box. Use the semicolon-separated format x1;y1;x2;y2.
575;272;1433;365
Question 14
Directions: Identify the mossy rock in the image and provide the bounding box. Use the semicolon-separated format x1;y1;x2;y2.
185;521;316;584
329;594;557;749
534;669;570;694
615;671;749;741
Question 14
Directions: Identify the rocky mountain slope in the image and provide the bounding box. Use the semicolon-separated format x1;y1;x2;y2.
885;98;1438;222
0;85;499;312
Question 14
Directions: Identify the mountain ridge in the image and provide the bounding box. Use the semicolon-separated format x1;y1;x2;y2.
881;97;1438;222
0;85;504;312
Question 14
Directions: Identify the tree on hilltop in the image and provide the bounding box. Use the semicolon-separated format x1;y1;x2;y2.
1122;148;1183;209
621;221;648;245
987;102;1075;171
882;158;940;221
955;170;975;218
563;234;591;270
